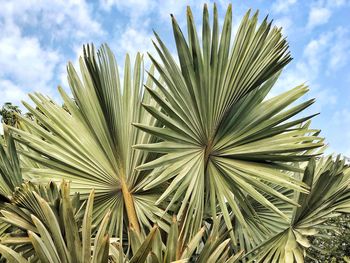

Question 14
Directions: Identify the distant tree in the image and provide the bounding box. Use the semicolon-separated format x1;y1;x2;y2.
0;102;60;132
307;214;350;262
0;102;21;127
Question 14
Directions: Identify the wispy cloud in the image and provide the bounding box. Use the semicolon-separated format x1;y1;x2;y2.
328;28;350;71
272;0;297;13
274;16;292;35
0;0;104;42
99;0;156;26
113;26;154;66
0;0;104;107
271;26;350;109
0;21;60;106
307;6;331;29
306;0;349;29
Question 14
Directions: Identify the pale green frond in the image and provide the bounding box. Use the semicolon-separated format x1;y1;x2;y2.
0;244;28;263
0;181;112;263
8;44;169;236
246;156;350;262
0;135;22;200
135;4;323;241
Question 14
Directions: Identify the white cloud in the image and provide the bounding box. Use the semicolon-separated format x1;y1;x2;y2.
98;0;188;67
306;0;349;30
156;0;229;24
273;32;331;94
271;28;348;110
0;0;104;41
110;26;155;72
0;0;104;108
99;0;219;26
58;45;86;91
98;0;160;68
0;80;27;104
118;27;153;56
303;32;331;67
307;6;331;29
275;26;349;92
333;109;350;125
328;28;350;71
0;21;60;106
274;16;292;35
272;0;297;14
99;0;156;26
162;6;184;22
157;0;194;21
327;0;348;7
100;0;155;12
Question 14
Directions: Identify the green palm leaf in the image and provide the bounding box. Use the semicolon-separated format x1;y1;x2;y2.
109;216;242;263
247;156;350;262
0;181;111;263
0;135;23;238
7;44;169;236
134;4;323;240
0;202;242;262
0;135;22;200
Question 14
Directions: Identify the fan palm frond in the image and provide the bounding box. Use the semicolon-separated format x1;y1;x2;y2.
0;135;23;237
0;181;111;263
7;44;168;236
246;156;350;262
109;216;243;263
0;135;22;201
134;3;323;241
0;181;242;263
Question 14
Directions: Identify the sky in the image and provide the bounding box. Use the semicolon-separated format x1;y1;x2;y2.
0;0;349;156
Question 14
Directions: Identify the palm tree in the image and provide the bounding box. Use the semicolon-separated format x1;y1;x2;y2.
0;3;348;263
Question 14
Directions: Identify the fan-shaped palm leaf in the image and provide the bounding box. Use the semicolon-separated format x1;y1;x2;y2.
0;181;242;263
109;216;243;263
0;135;22;200
233;122;324;254
7;44;168;236
246;156;350;262
134;4;323;240
0;181;111;263
0;135;23;237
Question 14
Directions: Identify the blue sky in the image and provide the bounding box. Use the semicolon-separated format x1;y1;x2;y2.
0;0;349;156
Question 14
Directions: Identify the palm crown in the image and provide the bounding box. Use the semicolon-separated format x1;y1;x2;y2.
0;3;348;263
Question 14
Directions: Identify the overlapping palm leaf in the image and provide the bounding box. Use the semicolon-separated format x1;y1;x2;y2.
0;181;242;262
0;135;23;237
233;122;325;254
149;216;243;263
7;44;168;236
134;4;323;240
0;181;112;262
246;156;350;262
0;135;22;201
110;216;243;263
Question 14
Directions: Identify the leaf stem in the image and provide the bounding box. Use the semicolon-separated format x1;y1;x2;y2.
120;176;140;233
204;138;213;166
